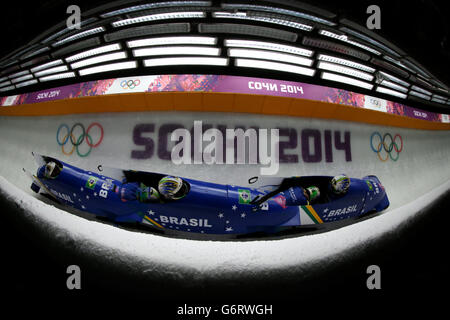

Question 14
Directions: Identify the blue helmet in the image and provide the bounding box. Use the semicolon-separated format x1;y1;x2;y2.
331;174;350;194
158;176;189;200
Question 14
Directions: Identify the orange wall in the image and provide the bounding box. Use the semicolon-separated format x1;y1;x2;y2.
1;91;449;130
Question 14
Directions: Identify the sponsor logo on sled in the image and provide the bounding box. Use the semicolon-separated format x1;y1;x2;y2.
159;216;212;228
325;204;358;218
85;176;98;190
238;189;252;204
366;180;373;191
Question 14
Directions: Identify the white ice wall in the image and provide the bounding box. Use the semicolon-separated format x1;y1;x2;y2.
0;111;449;282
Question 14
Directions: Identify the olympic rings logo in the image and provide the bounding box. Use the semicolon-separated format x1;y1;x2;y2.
120;79;140;89
370;132;403;162
56;123;104;157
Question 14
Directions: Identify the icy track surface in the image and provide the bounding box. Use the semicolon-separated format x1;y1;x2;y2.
1;112;450;281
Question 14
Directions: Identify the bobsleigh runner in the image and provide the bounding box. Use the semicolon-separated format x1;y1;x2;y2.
24;153;390;236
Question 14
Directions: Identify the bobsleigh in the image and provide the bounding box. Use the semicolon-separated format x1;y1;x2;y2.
25;154;389;235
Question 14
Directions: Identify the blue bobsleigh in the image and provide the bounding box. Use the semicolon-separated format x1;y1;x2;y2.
25;154;389;235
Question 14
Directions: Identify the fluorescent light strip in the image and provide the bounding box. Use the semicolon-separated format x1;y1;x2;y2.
0;77;7;82
31;59;63;73
34;65;69;77
376;86;407;99
41;17;98;44
15;79;38;88
128;36;217;48
235;58;315;77
144;57;228;67
53;27;105;47
432;97;447;104
317;61;373;81
221;3;336;26
101;1;212;17
224;39;313;57
383;55;416;74
66;44;122;62
317;54;374;73
11;74;33;84
432;94;447;101
378;71;410;87
71;52;128;69
213;12;313;31
321;71;373;90
8;70;29;79
229;48;313;67
39;72;76;82
0;85;15;92
79;61;138;76
302;37;370;61
409;90;431;100
340;27;401;58
0;80;11;88
411;85;431;96
319;30;381;55
112;12;206;28
134;46;220;57
379;80;408;93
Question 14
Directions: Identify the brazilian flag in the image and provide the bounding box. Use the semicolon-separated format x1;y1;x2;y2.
85;176;98;190
238;189;251;204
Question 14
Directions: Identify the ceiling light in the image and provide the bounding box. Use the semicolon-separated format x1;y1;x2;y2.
229;48;313;66
235;58;315;76
8;70;30;79
411;85;431;96
128;36;217;48
71;52;128;69
0;85;15;92
39;72;76;82
376;86;407;99
134;46;220;57
66;44;122;62
144;56;228;67
212;11;313;31
321;71;373;90
224;39;313;57
221;3;336;26
319;30;381;55
0;80;11;88
112;12;206;28
377;71;410;87
52;27;105;47
317;61;373;81
11;74;33;84
377;80;408;93
15;79;38;88
79;61;138;76
302;37;370;61
431;97;447;104
34;65;69;77
340;27;401;58
383;55;416;74
409;90;431;100
371;58;409;78
317;54;375;73
199;23;297;42
31;60;64;73
101;1;212;18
